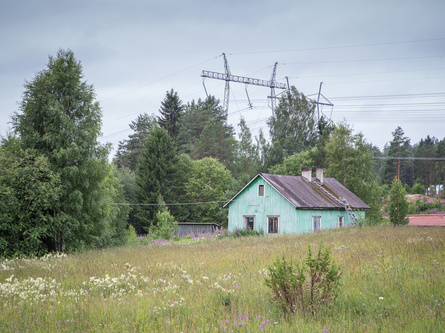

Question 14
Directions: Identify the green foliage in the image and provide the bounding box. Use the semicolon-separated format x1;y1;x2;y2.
388;177;409;225
265;242;342;316
95;164;130;248
177;96;236;170
265;86;318;168
149;197;178;240
408;199;445;214
381;126;412;186
114;113;157;171
115;167;138;231
232;117;261;184
11;49;120;252
268;149;315;175
135;126;177;233
326;122;382;223
184;157;233;225
231;228;264;238
411;183;426;195
157;89;184;143
0;149;61;257
127;225;138;246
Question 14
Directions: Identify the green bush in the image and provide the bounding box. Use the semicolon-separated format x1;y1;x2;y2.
265;242;342;316
411;183;425;195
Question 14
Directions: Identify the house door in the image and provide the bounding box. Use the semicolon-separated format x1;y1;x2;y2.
268;217;278;234
313;216;321;232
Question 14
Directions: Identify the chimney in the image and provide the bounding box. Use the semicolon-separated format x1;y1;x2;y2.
316;168;324;185
301;168;312;182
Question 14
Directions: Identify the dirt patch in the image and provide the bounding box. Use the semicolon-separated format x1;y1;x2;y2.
406;194;445;204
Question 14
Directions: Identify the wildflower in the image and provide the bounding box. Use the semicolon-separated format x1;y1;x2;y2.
259;326;264;329
257;315;261;319
379;297;384;300
323;329;329;333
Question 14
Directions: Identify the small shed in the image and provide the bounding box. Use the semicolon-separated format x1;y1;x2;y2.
176;222;221;237
224;168;369;234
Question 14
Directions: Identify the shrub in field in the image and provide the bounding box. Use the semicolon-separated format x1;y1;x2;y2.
265;243;342;316
232;228;264;238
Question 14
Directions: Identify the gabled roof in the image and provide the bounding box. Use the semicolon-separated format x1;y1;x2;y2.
224;173;369;210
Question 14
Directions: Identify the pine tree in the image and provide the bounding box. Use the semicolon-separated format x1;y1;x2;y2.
157;89;184;143
12;49;112;252
135;127;177;233
382;126;413;185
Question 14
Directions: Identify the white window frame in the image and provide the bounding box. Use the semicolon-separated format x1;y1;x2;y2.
258;184;265;196
338;216;344;228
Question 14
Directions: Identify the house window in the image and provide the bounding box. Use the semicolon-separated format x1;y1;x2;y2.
268;217;278;234
244;216;255;230
258;185;265;196
313;216;321;232
338;216;344;228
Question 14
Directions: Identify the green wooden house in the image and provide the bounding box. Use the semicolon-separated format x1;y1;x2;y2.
224;168;369;234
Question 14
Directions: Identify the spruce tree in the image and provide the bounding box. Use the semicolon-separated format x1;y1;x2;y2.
135;127;177;233
388;177;409;225
157;89;184;143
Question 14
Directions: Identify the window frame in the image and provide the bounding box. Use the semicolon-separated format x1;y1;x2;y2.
268;216;279;234
338;216;344;228
244;215;255;230
258;184;265;196
312;216;321;232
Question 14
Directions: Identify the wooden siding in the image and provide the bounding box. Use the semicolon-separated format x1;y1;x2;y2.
227;176;365;234
176;223;220;237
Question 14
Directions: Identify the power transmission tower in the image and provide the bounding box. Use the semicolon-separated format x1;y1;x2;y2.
201;53;287;117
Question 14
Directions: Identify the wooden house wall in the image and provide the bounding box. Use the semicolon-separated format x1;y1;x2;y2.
227;176;365;234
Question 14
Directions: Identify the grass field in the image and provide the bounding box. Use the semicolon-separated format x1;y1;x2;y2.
0;226;444;332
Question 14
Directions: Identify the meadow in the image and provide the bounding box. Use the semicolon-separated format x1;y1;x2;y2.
0;226;443;332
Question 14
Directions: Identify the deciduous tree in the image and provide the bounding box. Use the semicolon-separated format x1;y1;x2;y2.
11;49;115;252
266;86;318;168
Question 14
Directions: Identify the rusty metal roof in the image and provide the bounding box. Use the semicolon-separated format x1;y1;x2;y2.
408;214;445;226
225;173;369;210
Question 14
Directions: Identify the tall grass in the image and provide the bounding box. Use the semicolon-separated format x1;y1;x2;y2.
0;226;443;332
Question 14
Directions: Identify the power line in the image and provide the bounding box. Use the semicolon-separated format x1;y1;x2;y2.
283;54;445;65
229;37;445;55
111;201;227;206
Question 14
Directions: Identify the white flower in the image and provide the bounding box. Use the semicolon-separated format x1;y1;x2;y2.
379;297;384;300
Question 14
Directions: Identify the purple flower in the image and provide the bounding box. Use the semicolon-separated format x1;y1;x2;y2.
259;326;264;329
323;329;329;333
257;315;262;319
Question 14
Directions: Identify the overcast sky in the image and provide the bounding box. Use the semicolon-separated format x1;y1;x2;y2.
1;0;444;158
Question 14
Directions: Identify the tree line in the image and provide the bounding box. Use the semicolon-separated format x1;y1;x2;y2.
1;50;444;257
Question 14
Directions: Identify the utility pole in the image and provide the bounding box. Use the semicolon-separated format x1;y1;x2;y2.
201;54;287;117
314;82;334;134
